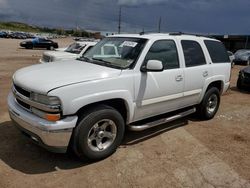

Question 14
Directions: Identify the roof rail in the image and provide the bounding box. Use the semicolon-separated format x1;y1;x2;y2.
139;30;159;35
169;32;213;38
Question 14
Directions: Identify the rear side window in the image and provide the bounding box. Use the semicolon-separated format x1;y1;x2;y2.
181;40;206;67
204;40;230;63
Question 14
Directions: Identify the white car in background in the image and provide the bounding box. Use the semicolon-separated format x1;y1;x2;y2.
40;41;97;63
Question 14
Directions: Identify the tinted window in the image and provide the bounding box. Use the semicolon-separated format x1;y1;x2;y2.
181;40;206;67
205;40;230;63
144;40;179;69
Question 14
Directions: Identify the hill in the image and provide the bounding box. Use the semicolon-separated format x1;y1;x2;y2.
0;22;96;38
0;22;41;32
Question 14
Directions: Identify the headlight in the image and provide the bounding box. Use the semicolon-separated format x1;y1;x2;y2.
30;93;61;106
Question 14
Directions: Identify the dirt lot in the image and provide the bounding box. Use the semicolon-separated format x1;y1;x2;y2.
0;38;250;188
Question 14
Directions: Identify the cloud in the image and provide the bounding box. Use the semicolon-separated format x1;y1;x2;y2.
118;0;168;6
0;0;8;8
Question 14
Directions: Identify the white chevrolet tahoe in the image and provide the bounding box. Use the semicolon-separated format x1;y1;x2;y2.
8;33;231;160
40;41;97;63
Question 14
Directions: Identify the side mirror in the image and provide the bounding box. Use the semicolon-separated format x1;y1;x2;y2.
141;60;164;72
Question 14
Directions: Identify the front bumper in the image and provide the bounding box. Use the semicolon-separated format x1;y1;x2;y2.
8;93;78;153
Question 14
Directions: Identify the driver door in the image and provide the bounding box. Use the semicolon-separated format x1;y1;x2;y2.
134;40;184;121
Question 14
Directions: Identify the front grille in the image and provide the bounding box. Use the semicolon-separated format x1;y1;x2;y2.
42;55;51;62
14;84;30;98
13;84;31;111
16;98;30;110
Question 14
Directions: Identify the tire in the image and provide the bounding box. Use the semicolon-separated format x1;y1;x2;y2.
48;46;54;50
196;87;220;120
237;77;243;90
27;44;33;49
246;60;250;66
71;105;125;161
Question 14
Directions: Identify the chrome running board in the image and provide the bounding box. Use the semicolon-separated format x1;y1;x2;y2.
128;107;196;131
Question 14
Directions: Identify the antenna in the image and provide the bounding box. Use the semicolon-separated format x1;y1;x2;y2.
158;17;161;33
118;6;122;34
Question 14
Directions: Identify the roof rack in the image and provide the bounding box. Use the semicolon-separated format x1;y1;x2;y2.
169;32;213;38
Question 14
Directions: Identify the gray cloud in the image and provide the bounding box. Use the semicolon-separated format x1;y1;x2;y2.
118;0;168;6
0;0;250;34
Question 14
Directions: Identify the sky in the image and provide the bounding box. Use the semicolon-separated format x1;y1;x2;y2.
0;0;250;34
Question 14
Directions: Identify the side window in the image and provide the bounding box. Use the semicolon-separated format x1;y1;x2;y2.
144;40;179;69
103;45;116;55
204;40;230;63
181;40;206;67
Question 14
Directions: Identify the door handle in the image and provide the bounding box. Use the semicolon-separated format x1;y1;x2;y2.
175;75;183;82
203;71;208;77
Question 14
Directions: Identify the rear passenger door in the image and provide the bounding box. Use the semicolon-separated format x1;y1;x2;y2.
180;40;212;107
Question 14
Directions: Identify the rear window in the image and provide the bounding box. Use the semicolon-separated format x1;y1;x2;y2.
204;40;230;63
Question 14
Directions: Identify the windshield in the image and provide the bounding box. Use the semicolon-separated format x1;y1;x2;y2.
65;43;86;54
80;37;147;69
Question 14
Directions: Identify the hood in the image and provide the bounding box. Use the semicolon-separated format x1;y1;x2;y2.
242;66;250;73
43;51;77;60
13;60;122;94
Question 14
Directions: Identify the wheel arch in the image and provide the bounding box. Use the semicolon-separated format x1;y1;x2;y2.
199;78;224;103
75;98;131;124
205;80;224;94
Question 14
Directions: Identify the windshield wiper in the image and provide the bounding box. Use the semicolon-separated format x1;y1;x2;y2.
92;58;121;69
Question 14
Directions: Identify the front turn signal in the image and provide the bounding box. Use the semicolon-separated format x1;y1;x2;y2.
45;114;61;121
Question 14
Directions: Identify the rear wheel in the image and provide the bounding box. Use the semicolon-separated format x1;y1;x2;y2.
246;60;250;66
197;87;220;120
71;105;125;161
48;46;54;50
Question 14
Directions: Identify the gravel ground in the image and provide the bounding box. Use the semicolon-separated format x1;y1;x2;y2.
0;38;249;188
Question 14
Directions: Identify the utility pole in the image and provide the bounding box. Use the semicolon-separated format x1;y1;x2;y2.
158;16;162;33
118;6;122;34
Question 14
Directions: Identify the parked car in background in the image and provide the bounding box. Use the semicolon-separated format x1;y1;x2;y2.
40;41;97;63
228;51;235;67
234;49;250;65
237;66;250;90
20;37;58;50
0;31;7;38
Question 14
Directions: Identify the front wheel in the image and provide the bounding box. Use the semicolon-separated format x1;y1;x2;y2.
71;105;125;161
196;87;220;120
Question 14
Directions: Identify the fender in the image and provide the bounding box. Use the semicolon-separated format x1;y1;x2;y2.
199;75;225;103
70;90;134;122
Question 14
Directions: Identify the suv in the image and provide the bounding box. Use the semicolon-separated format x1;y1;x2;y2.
40;41;97;63
8;33;231;160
